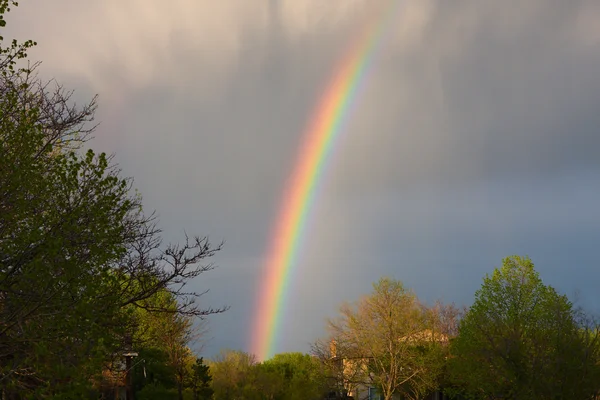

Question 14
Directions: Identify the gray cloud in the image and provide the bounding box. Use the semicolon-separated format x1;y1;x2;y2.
6;0;600;356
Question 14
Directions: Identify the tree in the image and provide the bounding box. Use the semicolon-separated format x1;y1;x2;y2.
131;347;177;396
448;255;600;399
210;350;259;400
210;351;328;400
0;4;227;396
259;353;329;400
311;338;362;399
0;89;135;395
129;289;208;400
400;301;462;400
189;357;214;400
324;278;449;400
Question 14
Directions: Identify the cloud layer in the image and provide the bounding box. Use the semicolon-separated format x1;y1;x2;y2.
7;0;600;356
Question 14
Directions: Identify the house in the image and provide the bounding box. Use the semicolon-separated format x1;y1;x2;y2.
97;351;139;399
328;330;452;400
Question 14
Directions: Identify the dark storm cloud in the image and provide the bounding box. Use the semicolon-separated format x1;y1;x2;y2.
6;0;600;356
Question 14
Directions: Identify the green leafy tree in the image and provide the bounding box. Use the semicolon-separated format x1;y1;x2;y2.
0;4;227;397
189;357;214;400
0;1;36;76
0;88;136;395
128;288;207;400
260;353;329;400
253;362;285;400
210;351;328;400
210;350;259;400
137;383;179;400
448;255;600;399
134;347;178;391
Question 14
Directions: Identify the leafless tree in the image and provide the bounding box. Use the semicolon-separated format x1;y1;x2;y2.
318;278;452;400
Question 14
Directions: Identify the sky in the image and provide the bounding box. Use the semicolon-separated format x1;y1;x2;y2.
6;0;600;358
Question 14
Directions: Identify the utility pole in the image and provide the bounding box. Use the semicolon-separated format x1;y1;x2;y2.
123;351;139;400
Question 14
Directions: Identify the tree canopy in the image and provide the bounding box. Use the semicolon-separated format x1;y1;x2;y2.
209;350;328;400
0;3;226;397
448;255;600;399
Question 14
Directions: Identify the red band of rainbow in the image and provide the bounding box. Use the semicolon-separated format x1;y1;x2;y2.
251;0;402;361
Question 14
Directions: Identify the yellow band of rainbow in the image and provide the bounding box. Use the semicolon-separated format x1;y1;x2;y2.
251;0;402;361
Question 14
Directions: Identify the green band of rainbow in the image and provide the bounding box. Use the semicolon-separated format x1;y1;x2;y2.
251;0;401;361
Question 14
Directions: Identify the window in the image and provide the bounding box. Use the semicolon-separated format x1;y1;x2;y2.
368;387;383;400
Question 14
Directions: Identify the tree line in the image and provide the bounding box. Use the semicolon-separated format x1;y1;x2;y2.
312;256;600;400
212;256;600;400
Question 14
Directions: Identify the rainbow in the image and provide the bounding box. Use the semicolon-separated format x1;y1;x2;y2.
251;0;402;361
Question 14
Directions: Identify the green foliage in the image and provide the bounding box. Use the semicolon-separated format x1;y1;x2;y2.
0;10;133;396
260;353;328;400
0;81;135;394
210;350;327;400
0;1;36;72
133;347;178;393
0;4;225;397
189;357;214;400
137;383;180;400
128;289;206;399
210;350;258;399
448;255;600;399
